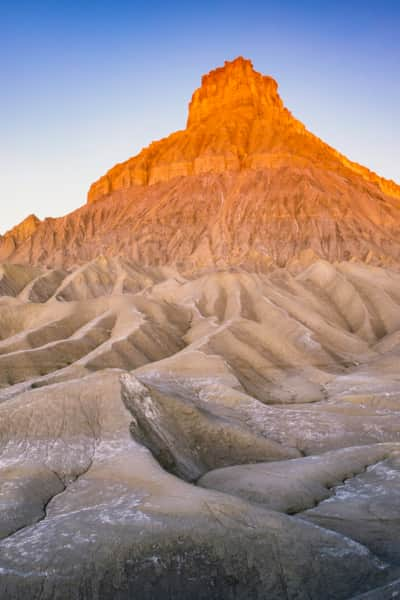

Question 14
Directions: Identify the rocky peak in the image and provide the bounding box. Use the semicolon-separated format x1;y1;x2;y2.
186;57;283;127
3;214;41;243
80;58;400;206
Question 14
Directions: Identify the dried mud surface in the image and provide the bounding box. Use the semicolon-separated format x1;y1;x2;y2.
1;259;400;598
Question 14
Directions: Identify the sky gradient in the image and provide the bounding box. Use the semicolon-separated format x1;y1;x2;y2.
1;0;399;233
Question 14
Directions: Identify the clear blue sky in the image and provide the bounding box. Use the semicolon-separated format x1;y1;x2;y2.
1;0;399;233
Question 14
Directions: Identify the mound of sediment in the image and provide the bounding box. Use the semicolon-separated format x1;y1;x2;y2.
0;259;400;598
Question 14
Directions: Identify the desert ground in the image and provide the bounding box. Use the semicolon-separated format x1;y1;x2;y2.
1;257;400;598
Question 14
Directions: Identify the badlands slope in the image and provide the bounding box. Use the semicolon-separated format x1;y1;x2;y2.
1;57;400;599
1;258;400;598
1;58;400;269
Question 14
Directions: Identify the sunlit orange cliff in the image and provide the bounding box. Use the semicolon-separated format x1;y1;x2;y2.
1;57;400;269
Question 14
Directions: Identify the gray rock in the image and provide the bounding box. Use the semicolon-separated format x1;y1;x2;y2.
121;374;300;481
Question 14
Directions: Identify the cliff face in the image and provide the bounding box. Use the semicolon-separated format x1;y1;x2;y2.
87;57;400;205
1;57;400;270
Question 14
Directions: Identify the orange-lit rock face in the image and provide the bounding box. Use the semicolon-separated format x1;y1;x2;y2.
186;57;283;126
87;57;400;204
0;214;41;256
1;57;400;270
5;214;41;242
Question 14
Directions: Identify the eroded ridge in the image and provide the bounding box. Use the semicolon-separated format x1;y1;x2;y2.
1;260;400;598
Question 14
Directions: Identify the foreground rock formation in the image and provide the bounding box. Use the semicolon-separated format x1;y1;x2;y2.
1;58;400;269
1;259;400;598
1;57;400;598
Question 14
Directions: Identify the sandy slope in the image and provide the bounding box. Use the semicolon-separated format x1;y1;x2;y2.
1;259;400;598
